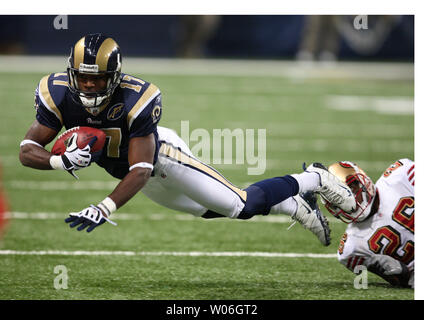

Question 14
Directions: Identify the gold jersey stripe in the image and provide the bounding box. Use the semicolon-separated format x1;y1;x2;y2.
53;73;67;77
122;74;145;85
96;38;118;71
73;37;85;69
52;80;68;87
159;143;247;202
39;75;63;125
120;82;142;93
127;83;160;129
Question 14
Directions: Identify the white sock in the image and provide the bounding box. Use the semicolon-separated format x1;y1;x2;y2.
269;197;297;217
290;172;320;194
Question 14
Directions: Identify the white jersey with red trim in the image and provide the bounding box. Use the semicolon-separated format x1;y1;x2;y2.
337;158;414;272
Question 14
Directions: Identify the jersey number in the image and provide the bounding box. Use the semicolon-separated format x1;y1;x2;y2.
101;128;122;158
119;75;145;93
50;75;124;158
367;197;414;265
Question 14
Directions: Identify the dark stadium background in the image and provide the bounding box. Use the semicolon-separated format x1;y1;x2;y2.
0;15;414;60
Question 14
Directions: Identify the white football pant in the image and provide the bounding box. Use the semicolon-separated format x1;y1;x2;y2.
141;127;247;218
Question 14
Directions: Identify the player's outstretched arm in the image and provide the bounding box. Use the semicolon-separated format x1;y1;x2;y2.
65;134;156;232
365;254;413;288
341;253;413;288
108;134;156;209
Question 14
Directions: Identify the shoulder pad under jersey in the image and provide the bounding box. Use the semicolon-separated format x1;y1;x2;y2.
380;158;414;190
119;74;161;130
36;72;69;125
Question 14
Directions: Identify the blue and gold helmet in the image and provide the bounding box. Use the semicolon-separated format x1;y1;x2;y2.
67;33;122;108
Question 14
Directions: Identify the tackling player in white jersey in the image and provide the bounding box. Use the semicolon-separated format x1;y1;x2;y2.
323;159;414;288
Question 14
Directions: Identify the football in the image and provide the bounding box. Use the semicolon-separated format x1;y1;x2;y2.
51;126;106;155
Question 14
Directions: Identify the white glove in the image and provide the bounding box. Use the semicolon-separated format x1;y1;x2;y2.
65;205;117;233
365;254;412;288
408;272;414;288
366;254;403;275
50;133;95;179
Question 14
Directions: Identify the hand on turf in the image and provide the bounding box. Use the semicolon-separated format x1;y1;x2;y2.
65;205;117;233
366;254;403;275
61;133;96;179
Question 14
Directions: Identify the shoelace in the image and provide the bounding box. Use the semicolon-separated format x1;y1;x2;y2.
320;187;343;204
287;220;297;230
288;215;322;233
288;209;313;231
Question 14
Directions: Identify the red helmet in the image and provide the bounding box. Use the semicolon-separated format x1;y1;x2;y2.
324;161;376;223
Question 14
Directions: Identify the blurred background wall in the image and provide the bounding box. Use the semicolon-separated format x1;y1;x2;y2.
0;15;414;61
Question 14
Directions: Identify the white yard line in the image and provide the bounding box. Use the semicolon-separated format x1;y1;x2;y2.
5;211;343;228
6;180;119;190
326;95;414;115
264;139;413;153
1;157;408;174
0;249;337;258
7;211;342;224
1;212;340;258
0;55;413;80
261;122;413;138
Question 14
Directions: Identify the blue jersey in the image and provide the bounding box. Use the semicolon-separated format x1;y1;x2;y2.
34;72;163;179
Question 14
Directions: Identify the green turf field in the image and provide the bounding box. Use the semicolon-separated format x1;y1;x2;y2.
0;59;414;300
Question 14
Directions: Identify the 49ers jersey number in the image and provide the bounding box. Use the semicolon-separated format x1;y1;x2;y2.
368;197;414;265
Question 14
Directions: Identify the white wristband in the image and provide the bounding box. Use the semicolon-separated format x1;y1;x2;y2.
97;197;117;217
20;139;43;148
129;162;154;171
49;155;64;170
